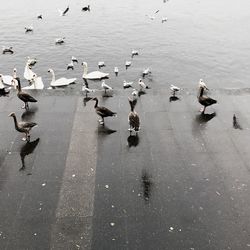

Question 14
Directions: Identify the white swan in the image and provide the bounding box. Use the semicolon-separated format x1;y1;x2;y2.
48;68;76;87
1;68;17;86
23;75;44;90
82;62;109;80
24;62;36;81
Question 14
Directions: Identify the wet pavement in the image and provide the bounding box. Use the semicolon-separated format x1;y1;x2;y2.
0;87;250;250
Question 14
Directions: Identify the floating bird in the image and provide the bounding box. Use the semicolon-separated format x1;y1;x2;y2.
101;80;112;93
138;78;149;91
128;97;140;134
48;68;76;87
114;67;119;76
9;112;37;142
67;60;74;70
25;25;33;33
142;68;151;77
27;57;37;67
58;6;69;16
37;14;42;19
82;62;109;80
23;75;44;90
24;62;37;82
198;80;217;113
98;61;105;69
125;61;131;70
123;80;133;89
55;37;65;44
1;68;17;87
131;50;139;58
13;77;37;110
71;56;78;63
170;84;180;96
162;17;168;23
82;5;90;11
2;46;14;54
0;75;10;95
92;97;117;125
82;85;95;97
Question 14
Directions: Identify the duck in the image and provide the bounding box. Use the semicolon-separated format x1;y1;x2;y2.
131;50;139;58
128;97;140;134
125;61;131;70
101;80;113;93
92;97;117;125
1;68;17;87
114;67;119;76
82;85;95;97
123;80;133;89
142;68;151;77
82;62;109;80
98;61;105;69
67;60;74;70
58;6;69;16
0;75;10;95
23;75;44;90
82;5;90;11
55;37;65;44
170;84;180;96
37;14;42;19
25;25;33;33
138;78;149;91
13;77;37;110
48;68;76;87
24;62;37;82
71;56;78;63
198;80;217;113
9;112;37;141
2;46;14;54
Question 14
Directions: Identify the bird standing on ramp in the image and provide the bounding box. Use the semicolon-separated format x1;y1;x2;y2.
13;77;37;110
101;80;112;94
128;97;140;134
92;97;117;125
9;112;37;141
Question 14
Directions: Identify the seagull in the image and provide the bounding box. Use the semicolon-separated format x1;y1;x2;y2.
71;56;78;63
2;46;14;54
101;80;112;93
82;85;95;97
67;60;74;70
170;84;180;96
142;68;151;77
82;5;90;11
125;61;131;70
138;78;149;91
114;67;119;76
25;25;33;33
131;50;139;58
162;17;168;23
98;61;105;69
58;6;69;16
131;89;139;105
123;80;133;89
55;37;65;44
37;14;43;19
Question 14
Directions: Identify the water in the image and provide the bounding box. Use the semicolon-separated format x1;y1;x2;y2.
1;0;250;89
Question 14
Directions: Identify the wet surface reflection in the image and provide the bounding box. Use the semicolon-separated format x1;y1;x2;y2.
233;114;242;130
83;96;93;106
97;125;116;135
19;138;40;171
196;112;216;123
169;96;180;102
127;134;140;147
141;170;152;202
21;107;38;121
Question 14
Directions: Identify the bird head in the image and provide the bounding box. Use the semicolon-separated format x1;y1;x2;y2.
82;62;87;66
48;69;52;73
8;112;15;117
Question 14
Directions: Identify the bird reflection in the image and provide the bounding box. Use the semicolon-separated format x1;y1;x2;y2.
233;114;242;130
19;138;40;171
196;112;216;123
102;92;113;98
141;170;152;202
21;106;38;121
97;125;116;135
138;90;146;97
169;96;180;102
83;96;92;106
127;134;139;147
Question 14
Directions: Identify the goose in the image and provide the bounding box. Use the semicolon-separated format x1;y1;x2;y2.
142;68;151;77
37;14;42;19
138;78;149;91
128;97;140;134
131;50;139;58
92;97;116;125
67;60;74;70
48;68;77;87
101;80;112;93
1;68;17;86
27;57;37;67
55;37;65;44
9;112;37;141
114;67;119;76
82;5;90;11
170;84;180;96
58;6;69;16
13;77;37;110
2;46;14;54
123;80;133;89
82;62;109;80
162;17;168;23
24;62;37;81
82;85;95;97
23;75;44;90
71;56;78;63
198;81;217;113
0;75;10;95
25;26;33;33
98;61;105;69
125;61;131;70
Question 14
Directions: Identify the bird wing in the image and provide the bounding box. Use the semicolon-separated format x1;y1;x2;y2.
19;121;37;129
18;92;37;102
129;112;140;129
97;106;116;117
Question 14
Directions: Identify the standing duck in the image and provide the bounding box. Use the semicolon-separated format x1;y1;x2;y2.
92;97;117;125
198;81;217;113
128;97;140;134
9;112;37;141
13;77;37;110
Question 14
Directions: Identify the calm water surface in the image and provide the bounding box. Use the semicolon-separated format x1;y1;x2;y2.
0;0;250;89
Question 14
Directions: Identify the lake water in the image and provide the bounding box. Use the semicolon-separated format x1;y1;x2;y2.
1;0;250;89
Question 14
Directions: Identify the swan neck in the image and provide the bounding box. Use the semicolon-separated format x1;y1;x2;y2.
199;87;204;97
50;71;55;82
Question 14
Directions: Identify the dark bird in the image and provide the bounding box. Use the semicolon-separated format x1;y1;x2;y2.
92;97;117;125
67;60;74;70
128;97;140;134
82;5;90;11
197;81;217;113
9;112;37;141
2;46;14;54
37;14;43;19
13;77;37;110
